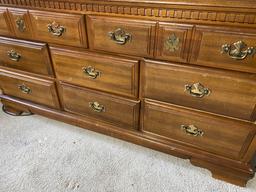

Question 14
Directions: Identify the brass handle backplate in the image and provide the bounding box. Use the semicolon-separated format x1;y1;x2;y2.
108;28;131;45
181;125;204;137
8;50;21;62
185;83;210;98
221;40;255;60
89;101;105;113
164;33;180;52
47;21;65;37
15;17;26;32
18;84;31;94
82;66;101;79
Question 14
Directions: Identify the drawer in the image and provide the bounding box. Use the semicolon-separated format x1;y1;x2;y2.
59;83;140;129
29;10;87;47
0;70;60;109
142;100;256;160
51;47;139;98
87;15;156;57
190;26;256;73
0;7;11;36
155;22;193;63
0;37;53;76
141;60;256;121
7;8;33;39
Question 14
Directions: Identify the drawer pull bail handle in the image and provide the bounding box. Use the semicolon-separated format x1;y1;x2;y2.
185;83;210;98
82;66;101;79
47;21;66;37
221;41;255;60
108;28;131;45
181;125;204;137
18;84;31;94
15;17;26;32
89;102;105;113
8;50;21;62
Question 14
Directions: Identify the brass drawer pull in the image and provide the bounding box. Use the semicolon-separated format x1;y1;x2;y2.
47;21;65;37
185;83;210;98
15;17;26;32
221;40;255;60
181;125;204;137
18;84;31;94
108;28;131;45
164;33;180;52
82;66;101;79
89;101;105;113
8;50;21;62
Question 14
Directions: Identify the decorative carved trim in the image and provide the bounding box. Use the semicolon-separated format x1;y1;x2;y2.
1;0;256;24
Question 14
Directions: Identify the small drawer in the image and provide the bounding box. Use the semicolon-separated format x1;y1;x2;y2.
155;22;193;63
0;37;53;76
59;83;140;129
7;8;33;39
190;26;256;73
87;15;156;57
0;7;12;36
51;47;139;98
0;70;60;109
29;10;87;47
141;60;256;121
142;100;256;160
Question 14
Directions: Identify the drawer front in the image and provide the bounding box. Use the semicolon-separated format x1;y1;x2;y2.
29;10;87;47
51;47;139;98
59;83;140;129
155;22;193;63
141;60;256;121
190;26;256;73
0;70;60;109
142;100;255;160
87;15;156;57
0;37;53;76
0;8;11;36
7;8;33;39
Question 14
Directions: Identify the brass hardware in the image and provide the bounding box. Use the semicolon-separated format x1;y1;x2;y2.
185;83;210;98
82;66;101;79
47;21;65;37
108;28;131;45
7;50;21;62
164;33;180;52
89;101;105;113
18;84;31;94
15;17;26;32
221;40;255;60
181;125;204;137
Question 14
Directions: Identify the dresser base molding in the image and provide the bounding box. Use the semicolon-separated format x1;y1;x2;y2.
190;158;254;187
1;95;255;187
2;100;33;116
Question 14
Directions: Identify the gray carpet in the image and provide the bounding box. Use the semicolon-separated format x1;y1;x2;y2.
0;106;256;192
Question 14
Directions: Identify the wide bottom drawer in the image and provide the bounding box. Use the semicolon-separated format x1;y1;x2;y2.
59;83;140;130
0;70;60;109
142;99;255;160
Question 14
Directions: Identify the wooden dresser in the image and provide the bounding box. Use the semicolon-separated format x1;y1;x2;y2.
0;0;256;187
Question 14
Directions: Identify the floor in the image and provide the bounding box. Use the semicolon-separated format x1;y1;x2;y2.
0;106;256;192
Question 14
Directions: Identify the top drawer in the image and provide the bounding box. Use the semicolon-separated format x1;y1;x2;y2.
29;10;87;47
87;15;156;57
190;26;256;73
7;8;33;39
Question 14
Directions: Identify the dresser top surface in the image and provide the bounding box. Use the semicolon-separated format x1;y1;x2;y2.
60;0;256;8
1;0;256;9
